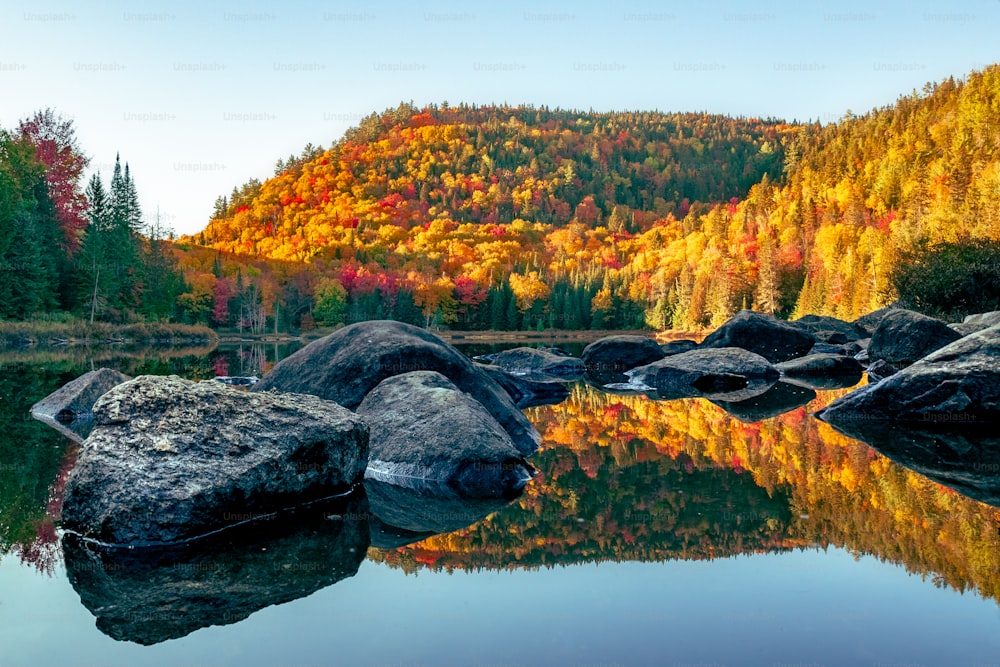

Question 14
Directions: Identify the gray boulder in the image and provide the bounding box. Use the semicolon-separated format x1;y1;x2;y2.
63;492;368;645
853;305;902;336
661;339;699;356
951;311;1000;336
490;346;585;377
776;353;864;378
582;335;665;374
31;368;132;442
865;360;898;383
62;375;368;545
252;320;539;455
868;309;962;365
700;310;815;363
628;347;779;401
357;371;534;498
789;314;867;343
816;324;1000;424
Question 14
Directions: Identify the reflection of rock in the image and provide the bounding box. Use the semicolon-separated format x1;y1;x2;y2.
951;311;1000;336
489;347;585;378
30;368;132;443
253;320;539;455
365;479;515;549
700;310;815;363
630;347;779;401
817;324;1000;424
479;364;569;408
775;353;864;389
62;375;368;545
821;420;1000;508
63;492;369;645
357;371;534;498
868;309;962;365
711;381;816;423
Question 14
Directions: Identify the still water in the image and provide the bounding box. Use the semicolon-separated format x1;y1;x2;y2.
1;341;999;667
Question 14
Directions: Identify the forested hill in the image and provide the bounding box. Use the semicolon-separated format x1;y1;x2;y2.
182;66;1000;331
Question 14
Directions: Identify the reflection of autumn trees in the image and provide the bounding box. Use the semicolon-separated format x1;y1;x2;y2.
371;385;1000;603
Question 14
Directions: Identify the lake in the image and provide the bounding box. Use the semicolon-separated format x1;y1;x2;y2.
1;340;999;667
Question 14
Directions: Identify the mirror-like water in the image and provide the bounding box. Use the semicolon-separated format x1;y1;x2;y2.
1;341;999;667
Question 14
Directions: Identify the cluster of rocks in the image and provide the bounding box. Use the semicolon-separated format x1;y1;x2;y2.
36;321;542;547
35;306;1000;550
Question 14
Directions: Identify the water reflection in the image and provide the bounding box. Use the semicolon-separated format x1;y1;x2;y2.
62;491;369;645
4;344;1000;643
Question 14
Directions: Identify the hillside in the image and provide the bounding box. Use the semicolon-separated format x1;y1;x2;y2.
181;66;1000;331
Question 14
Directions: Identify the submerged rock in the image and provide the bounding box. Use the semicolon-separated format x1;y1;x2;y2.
816;324;1000;425
489;346;585;378
252;320;539;455
63;492;369;645
357;371;534;498
479;364;570;408
868;309;962;365
62;375;368;545
31;367;132;422
699;310;815;363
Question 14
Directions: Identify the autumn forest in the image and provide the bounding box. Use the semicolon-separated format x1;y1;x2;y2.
3;66;1000;332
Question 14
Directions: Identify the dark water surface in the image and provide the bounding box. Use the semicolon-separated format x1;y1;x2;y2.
1;341;999;667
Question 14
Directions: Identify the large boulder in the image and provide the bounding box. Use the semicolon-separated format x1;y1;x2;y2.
789;314;867;343
479;364;570;408
63;492;368;645
31;367;132;421
62;375;368;545
699;310;815;363
252;321;539;455
627;347;779;401
816;324;1000;425
582;335;665;374
867;309;962;365
489;346;585;378
357;371;534;498
952;311;1000;336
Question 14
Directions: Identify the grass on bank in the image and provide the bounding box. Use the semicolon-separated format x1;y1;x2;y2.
0;319;218;348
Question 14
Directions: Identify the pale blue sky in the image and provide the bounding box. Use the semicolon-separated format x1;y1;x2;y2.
1;0;997;236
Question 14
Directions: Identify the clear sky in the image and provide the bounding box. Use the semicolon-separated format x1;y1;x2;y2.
2;0;997;236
